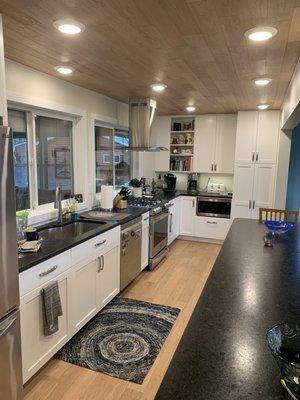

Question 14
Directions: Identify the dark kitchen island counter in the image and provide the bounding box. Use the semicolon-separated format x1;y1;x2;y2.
156;218;300;400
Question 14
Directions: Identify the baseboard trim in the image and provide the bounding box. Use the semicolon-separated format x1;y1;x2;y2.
177;235;224;245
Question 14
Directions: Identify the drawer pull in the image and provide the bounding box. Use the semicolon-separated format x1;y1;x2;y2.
39;265;58;277
143;217;149;221
207;221;217;225
97;255;104;272
95;239;106;248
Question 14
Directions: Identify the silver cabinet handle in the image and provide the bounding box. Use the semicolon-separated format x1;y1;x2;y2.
249;200;252;209
253;200;255;209
207;221;217;225
252;152;254;162
97;255;104;272
169;213;173;233
192;199;195;208
95;239;106;248
256;153;258;162
143;216;149;221
214;164;217;172
39;265;58;277
211;163;214;171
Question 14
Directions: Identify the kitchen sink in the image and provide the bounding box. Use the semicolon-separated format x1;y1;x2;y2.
39;220;107;240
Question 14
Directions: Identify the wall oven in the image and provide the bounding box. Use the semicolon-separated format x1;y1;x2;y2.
197;196;232;219
149;211;169;270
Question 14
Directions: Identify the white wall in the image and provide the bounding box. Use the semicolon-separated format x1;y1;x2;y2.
274;57;300;208
281;58;300;130
5;60;129;218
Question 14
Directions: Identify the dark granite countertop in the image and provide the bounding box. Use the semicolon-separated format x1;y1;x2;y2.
156;218;300;400
18;206;149;273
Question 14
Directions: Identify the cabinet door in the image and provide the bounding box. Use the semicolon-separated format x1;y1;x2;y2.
20;274;69;383
256;111;280;164
232;164;255;219
193;115;217;172
71;260;97;333
141;214;149;270
215;114;237;173
251;164;276;219
194;216;232;240
180;196;196;236
235;111;258;163
98;246;120;309
151;116;170;171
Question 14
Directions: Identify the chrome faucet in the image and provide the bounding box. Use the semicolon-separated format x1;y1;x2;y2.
54;185;63;224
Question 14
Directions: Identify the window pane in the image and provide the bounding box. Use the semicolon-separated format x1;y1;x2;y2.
114;129;131;187
95;126;113;192
35;116;73;205
8;110;30;211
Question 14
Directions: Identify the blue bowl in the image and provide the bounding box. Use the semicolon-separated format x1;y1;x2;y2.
264;220;293;234
267;323;300;397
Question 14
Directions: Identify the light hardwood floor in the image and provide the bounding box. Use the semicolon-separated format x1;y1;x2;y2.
24;239;221;400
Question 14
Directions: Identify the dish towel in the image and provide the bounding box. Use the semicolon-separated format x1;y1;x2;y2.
41;281;63;336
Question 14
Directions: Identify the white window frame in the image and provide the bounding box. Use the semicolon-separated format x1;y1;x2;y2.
94;121;132;193
8;104;76;211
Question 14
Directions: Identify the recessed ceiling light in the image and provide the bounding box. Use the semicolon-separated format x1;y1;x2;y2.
53;19;85;35
151;83;167;92
257;104;270;110
254;78;272;86
54;66;74;75
186;106;196;112
245;27;277;42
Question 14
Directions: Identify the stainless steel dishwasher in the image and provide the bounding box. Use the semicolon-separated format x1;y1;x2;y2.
120;216;142;290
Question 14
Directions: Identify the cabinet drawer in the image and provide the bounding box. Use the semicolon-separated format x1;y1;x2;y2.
194;217;232;240
19;250;71;297
71;226;120;266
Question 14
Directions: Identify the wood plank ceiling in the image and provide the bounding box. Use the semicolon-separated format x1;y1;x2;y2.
1;0;300;115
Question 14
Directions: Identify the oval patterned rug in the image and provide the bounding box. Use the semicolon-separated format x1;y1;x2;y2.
55;297;180;384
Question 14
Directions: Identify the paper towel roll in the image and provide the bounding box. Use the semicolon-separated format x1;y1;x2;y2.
101;185;113;210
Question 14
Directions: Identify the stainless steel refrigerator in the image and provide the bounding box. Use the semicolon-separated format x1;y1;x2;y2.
0;126;23;399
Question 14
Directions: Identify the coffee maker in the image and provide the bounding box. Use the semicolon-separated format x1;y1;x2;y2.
163;173;177;192
187;173;198;192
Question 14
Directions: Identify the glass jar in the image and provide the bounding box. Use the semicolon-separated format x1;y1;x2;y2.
16;211;29;242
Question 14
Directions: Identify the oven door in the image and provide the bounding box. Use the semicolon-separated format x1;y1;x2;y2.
150;212;168;258
196;196;232;218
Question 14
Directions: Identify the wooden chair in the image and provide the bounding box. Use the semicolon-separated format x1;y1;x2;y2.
259;208;299;223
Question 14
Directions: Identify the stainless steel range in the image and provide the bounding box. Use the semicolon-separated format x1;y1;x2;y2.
127;196;169;270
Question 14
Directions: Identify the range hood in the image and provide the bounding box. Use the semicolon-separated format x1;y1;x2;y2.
129;98;167;151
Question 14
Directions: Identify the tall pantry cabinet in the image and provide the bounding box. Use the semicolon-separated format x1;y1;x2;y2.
232;111;280;219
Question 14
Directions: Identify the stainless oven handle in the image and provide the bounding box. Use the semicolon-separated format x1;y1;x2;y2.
152;213;169;223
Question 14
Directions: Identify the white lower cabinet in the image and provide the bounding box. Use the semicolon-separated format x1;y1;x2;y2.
98;245;120;308
232;163;276;219
20;271;70;383
194;217;232;240
141;212;149;270
180;196;196;236
168;198;180;244
20;227;120;383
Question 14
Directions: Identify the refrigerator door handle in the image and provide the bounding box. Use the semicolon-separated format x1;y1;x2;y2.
0;315;17;339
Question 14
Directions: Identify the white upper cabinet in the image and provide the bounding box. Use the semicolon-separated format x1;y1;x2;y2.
256;111;280;164
215;114;237;173
194;114;236;173
194;115;217;173
235;111;258;163
151;116;170;171
235;110;280;164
